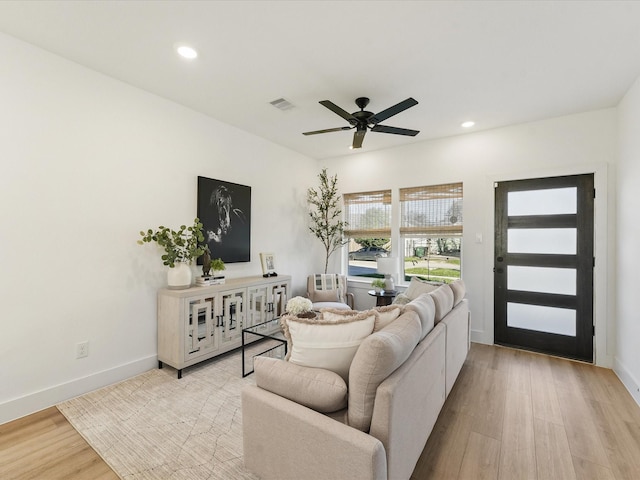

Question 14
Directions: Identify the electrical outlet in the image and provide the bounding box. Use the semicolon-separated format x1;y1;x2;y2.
76;341;89;359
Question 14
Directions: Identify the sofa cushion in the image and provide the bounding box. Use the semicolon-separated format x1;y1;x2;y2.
372;305;403;332
429;284;455;323
254;356;348;413
449;279;466;306
280;310;376;382
404;277;440;300
348;311;422;432
403;293;436;340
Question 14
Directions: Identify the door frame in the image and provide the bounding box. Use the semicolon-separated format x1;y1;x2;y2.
480;163;612;367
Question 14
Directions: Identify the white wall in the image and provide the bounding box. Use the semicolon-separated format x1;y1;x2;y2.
0;32;319;424
615;75;640;406
324;109;617;368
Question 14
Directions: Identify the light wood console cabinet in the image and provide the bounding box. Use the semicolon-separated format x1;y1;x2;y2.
157;275;291;378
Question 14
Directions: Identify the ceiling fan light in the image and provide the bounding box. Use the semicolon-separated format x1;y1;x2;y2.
461;121;475;128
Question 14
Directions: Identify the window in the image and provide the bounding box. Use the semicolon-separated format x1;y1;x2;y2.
400;183;463;283
344;190;391;278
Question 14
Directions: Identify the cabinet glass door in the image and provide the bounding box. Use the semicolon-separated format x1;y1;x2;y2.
220;289;245;344
247;286;269;329
185;296;217;359
270;284;288;318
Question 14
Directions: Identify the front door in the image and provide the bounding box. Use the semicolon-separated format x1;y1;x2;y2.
494;174;594;362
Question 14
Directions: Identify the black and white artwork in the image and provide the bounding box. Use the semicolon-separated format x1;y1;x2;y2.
197;176;251;263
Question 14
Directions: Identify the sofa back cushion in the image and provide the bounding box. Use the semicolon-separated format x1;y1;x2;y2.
347;311;422;432
403;276;441;300
429;284;454;323
449;278;466;306
403;293;436;340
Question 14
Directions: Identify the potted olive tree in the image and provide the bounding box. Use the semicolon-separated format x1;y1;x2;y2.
308;168;347;273
138;218;205;289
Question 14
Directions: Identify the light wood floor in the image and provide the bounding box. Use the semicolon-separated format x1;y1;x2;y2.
412;343;640;480
1;343;639;479
0;406;117;480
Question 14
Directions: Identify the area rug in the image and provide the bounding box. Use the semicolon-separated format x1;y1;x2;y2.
57;350;262;479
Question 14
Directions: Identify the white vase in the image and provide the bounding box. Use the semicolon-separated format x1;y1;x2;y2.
167;262;192;289
384;274;395;292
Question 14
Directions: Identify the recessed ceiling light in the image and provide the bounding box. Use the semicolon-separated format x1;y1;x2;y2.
176;45;198;60
461;121;475;128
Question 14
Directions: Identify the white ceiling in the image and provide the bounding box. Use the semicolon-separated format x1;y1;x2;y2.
1;1;640;160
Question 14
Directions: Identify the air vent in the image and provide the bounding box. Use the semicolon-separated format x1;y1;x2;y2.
270;98;295;111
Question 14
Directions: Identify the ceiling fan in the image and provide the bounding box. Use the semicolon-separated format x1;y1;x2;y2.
303;97;419;149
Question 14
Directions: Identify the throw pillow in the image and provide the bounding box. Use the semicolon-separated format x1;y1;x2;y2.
404;277;440;300
372;305;402;332
254;356;348;413
280;310;376;382
312;289;340;303
392;293;412;305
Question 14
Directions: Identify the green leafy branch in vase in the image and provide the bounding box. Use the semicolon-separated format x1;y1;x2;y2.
138;218;206;267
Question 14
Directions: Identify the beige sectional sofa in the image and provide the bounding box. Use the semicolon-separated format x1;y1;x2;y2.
242;280;469;480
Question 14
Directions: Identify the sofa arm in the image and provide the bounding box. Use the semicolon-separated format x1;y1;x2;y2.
242;385;387;480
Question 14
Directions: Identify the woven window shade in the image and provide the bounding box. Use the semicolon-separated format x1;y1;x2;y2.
400;182;463;236
343;190;392;237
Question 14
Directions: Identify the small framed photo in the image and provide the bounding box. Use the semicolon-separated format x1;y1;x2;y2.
260;253;276;276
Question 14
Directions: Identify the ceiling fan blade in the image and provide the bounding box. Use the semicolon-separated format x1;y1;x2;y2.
320;100;358;124
352;129;366;149
303;126;352;136
368;98;418;125
371;124;420;136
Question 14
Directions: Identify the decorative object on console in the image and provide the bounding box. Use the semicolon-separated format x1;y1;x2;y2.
202;245;212;276
260;252;277;277
199;246;225;286
307;168;347;273
138;218;206;289
197;176;251;263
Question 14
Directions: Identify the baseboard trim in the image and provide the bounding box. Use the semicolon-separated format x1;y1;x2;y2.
614;356;640;408
0;355;157;425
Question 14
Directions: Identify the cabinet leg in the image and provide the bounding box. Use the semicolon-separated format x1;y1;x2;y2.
158;360;163;369
178;369;182;379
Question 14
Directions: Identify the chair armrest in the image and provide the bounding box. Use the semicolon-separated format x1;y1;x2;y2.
346;292;355;309
242;385;386;480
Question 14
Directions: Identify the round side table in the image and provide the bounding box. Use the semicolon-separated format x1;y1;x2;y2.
368;289;397;307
